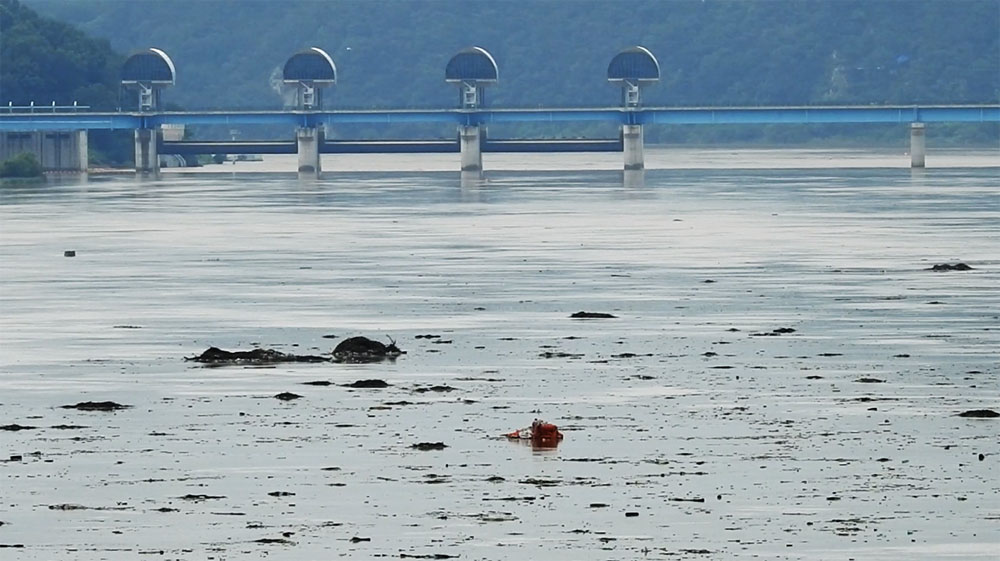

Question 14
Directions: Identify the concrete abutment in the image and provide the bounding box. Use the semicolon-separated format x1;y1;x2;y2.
0;130;88;172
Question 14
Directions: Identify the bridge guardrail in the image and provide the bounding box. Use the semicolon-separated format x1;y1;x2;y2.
3;102;90;114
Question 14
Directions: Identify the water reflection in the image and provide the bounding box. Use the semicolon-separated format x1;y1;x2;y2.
460;170;486;201
622;168;645;189
505;436;562;454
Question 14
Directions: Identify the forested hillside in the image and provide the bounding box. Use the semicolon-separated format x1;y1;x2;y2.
0;0;120;108
6;0;1000;145
22;0;999;110
0;0;132;163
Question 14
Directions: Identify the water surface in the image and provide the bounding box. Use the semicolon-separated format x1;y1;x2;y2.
1;150;998;560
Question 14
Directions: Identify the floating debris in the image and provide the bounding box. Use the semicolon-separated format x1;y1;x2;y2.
928;262;973;271
187;347;326;365
47;503;130;511
505;419;564;449
332;336;404;363
611;352;652;358
410;442;448;451
751;327;797;336
178;494;226;501
413;385;456;393
60;401;131;412
539;351;584;359
343;379;390;389
519;478;561;487
958;409;999;418
570;311;617;319
0;424;36;431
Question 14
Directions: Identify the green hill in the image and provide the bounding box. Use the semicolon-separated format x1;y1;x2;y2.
0;0;133;163
1;0;121;108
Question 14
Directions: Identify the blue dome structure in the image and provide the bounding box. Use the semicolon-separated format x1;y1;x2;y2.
121;48;176;85
121;48;175;111
446;47;497;109
607;46;659;108
446;46;498;83
282;47;337;109
283;47;337;84
607;46;660;83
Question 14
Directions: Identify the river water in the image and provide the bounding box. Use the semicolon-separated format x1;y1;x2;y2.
1;148;998;560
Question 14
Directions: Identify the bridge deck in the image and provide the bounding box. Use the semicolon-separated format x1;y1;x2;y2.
2;104;997;132
160;139;624;155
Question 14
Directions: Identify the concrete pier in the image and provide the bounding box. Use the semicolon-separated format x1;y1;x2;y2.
0;130;88;171
910;123;926;168
296;127;321;177
74;130;88;171
622;124;644;170
459;125;482;173
134;128;159;174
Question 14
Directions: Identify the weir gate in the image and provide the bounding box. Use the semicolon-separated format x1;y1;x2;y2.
1;46;998;175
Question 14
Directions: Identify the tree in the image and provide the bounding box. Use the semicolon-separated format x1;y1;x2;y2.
0;152;43;177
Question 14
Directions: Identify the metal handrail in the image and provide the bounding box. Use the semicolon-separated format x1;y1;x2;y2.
2;101;91;113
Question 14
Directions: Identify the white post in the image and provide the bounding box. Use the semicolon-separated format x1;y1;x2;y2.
134;128;159;175
459;125;482;173
910;123;926;168
297;127;321;177
623;124;644;170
